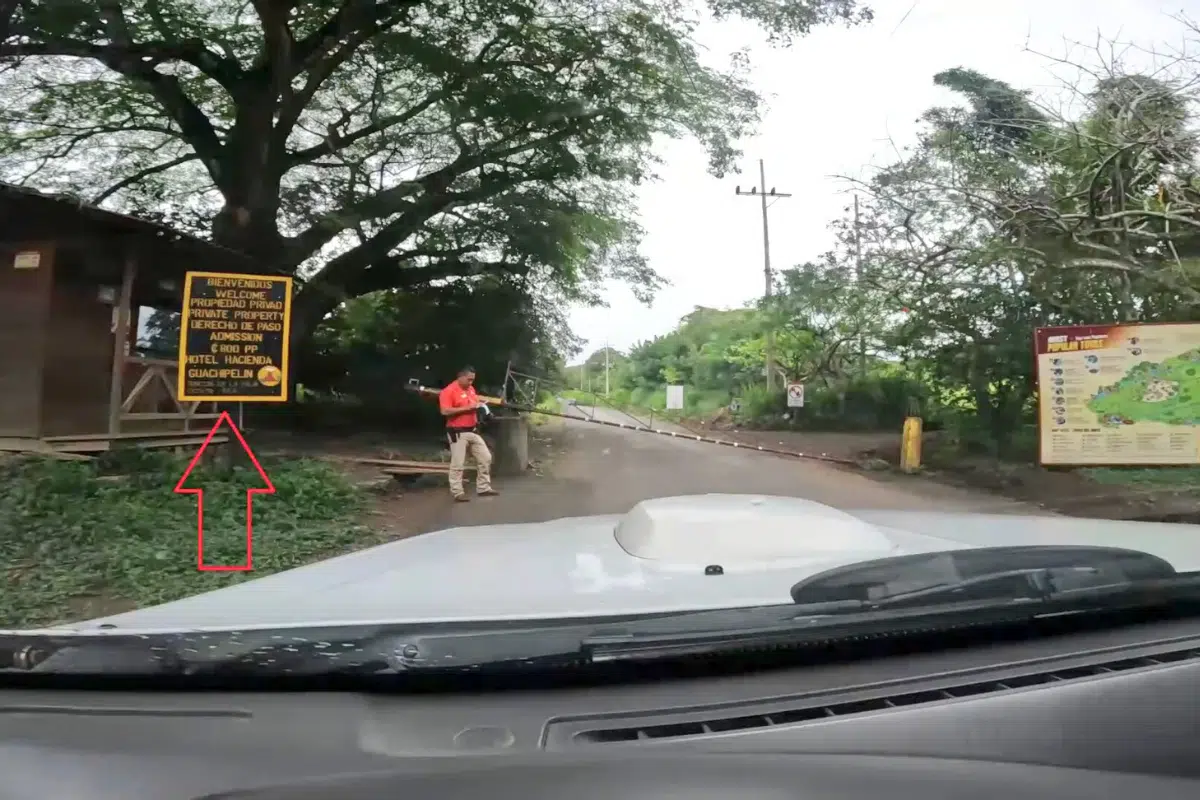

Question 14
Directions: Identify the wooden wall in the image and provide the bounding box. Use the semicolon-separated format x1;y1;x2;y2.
0;244;53;437
40;247;119;437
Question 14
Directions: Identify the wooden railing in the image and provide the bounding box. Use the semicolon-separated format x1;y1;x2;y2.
119;356;220;432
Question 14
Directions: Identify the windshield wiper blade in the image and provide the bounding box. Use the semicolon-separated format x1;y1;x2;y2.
859;566;1116;609
815;569;1200;614
788;545;1180;607
338;553;1199;672
581;573;1200;664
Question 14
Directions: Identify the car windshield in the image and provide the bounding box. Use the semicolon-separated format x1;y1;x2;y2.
3;1;1200;686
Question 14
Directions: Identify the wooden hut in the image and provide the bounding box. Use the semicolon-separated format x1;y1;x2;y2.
0;183;263;455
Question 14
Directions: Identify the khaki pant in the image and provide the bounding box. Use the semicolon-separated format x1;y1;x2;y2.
447;430;492;497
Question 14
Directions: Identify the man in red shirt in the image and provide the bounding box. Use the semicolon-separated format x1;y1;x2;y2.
437;366;498;502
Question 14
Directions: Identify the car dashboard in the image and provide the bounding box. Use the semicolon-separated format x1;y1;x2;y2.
2;615;1200;799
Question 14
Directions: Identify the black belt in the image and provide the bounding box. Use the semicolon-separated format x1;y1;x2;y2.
446;426;476;441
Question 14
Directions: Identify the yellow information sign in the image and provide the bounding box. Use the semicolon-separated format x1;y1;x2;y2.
177;271;293;403
1035;323;1200;466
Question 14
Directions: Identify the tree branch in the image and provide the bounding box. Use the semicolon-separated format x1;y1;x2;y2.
1;32;245;96
345;254;519;297
91;153;200;204
287;90;450;166
3;12;233;182
289;0;420;68
289;112;598;261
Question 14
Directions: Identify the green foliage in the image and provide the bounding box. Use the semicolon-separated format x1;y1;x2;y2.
563;346;629;393
585;255;929;432
621;306;766;393
0;0;869;353
0;451;369;628
1083;466;1200;488
595;30;1200;456
301;279;566;414
836;33;1200;457
732;375;932;431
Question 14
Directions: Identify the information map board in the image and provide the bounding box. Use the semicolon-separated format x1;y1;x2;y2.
177;271;294;403
1035;323;1200;466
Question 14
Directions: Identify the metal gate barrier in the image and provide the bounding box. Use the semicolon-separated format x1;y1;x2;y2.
406;365;859;467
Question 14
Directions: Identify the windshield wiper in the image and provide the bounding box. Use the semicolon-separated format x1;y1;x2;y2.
580;571;1200;663
788;545;1180;607
573;546;1199;664
842;566;1130;609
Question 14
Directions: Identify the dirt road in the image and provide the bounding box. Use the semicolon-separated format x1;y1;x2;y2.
437;414;1054;529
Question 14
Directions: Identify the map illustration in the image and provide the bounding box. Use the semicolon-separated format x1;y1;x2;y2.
1087;347;1200;426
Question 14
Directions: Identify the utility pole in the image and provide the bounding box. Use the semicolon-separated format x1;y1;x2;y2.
853;194;867;378
604;341;611;396
736;159;792;391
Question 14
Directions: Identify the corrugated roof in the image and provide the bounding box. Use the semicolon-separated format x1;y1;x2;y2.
0;181;258;267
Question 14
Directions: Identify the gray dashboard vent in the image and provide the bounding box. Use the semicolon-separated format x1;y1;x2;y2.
571;646;1200;744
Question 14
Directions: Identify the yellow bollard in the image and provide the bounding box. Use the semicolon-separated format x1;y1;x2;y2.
900;416;923;473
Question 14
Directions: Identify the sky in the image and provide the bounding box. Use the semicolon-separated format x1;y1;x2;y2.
565;0;1186;361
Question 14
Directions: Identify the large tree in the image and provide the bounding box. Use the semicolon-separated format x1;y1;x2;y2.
0;0;870;341
841;29;1200;451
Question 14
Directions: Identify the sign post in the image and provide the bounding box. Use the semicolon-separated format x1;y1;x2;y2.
665;385;685;411
786;382;805;408
177;272;294;403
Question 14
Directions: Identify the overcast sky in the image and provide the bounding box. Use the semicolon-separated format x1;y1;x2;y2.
566;0;1186;361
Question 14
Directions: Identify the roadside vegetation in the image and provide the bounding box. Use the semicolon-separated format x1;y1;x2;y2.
0;451;369;628
2;0;874;625
4;3;1200;620
562;38;1200;511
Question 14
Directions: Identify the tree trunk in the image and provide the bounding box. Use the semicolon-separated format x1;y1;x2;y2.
209;90;288;264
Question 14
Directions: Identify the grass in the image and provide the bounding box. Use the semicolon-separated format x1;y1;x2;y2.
529;395;564;427
0;448;372;629
1081;466;1200;490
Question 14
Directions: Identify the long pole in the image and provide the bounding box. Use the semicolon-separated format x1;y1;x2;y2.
604;341;610;396
736;160;792;391
406;382;857;465
853;193;866;377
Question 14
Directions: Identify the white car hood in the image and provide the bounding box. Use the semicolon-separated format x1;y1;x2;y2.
43;493;1200;634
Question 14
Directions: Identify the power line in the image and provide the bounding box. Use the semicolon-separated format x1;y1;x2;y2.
735;159;792;392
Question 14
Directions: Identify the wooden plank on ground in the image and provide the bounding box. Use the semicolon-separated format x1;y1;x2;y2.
0;442;94;460
324;455;455;469
48;434;230;454
0;437;55;453
382;463;476;476
43;431;225;442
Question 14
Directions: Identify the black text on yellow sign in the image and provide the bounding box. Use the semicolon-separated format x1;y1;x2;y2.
177;271;294;403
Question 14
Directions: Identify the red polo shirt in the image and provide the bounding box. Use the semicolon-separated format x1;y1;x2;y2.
439;381;479;429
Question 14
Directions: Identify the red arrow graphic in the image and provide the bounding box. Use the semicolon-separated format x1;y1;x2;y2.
174;411;275;572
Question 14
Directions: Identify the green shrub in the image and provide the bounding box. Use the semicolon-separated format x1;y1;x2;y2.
0;452;371;628
735;374;936;431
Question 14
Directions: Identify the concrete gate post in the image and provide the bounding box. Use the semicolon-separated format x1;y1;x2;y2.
489;414;530;477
